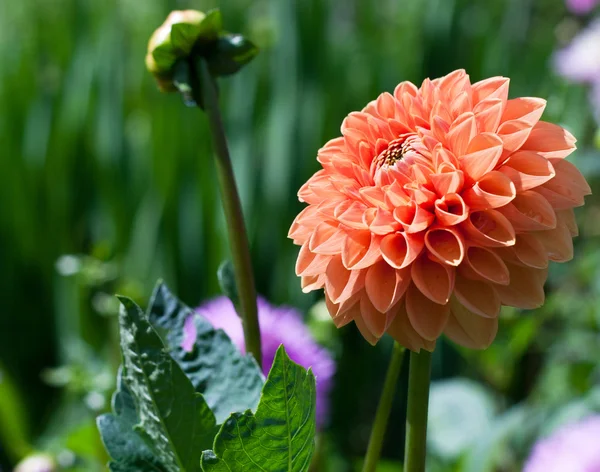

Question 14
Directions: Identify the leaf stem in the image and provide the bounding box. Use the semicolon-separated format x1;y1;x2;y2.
404;349;432;472
197;58;262;366
362;342;405;472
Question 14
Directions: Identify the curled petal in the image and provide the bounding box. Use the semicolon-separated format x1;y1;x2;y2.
557;208;578;237
444;298;498;349
368;208;400;235
454;275;501;318
501;97;546;128
473;98;504;133
461;210;516;247
411;255;455;304
520;121;577;159
380;231;424;269
424;227;465;266
348;234;383;270
325;292;361;327
448;112;477;157
405;283;450;341
365;261;410;313
387;301;436;352
325;256;365;304
434;193;469;226
535;159;591;210
513;233;548;269
494;263;546;309
359;186;390;210
337;201;369;229
295;243;331;276
462;171;516;211
309;222;346;255
498;151;555;192
393;203;435;233
360;296;398;339
432;143;459;169
535;222;574;262
497;119;533;154
471;76;510;107
497;191;557;232
461;133;504;180
463;246;510;285
342;230;371;269
301;274;325;293
431;169;465;196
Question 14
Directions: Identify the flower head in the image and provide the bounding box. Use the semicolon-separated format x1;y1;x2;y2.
289;69;590;351
524;416;600;471
186;296;335;428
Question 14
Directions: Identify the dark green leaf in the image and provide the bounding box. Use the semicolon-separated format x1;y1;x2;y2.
207;34;259;77
171;23;203;55
147;282;263;423
217;260;239;309
97;370;165;472
201;346;316;472
196;9;223;43
116;296;217;472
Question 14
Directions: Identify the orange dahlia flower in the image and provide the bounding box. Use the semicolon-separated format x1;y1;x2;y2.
289;69;590;352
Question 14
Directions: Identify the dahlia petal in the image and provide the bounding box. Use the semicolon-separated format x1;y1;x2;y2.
432;143;459;169
434;193;469;226
473;98;504;133
347;234;383;270
454;275;501;318
494;263;546;309
464;246;510;285
497;119;533;154
501;97;546;128
520;121;577;159
343;127;370;157
394;80;419;101
309;222;346;255
431;169;465;196
316;136;347;166
359;186;390;210
462;171;516;211
444;298;498;349
497;191;557;232
341;230;372;268
451;91;472;119
461;133;504;180
498;150;556;192
358;141;376;169
411;255;455;304
354;313;380;345
387;300;436;352
365;260;410;313
535;222;574;262
325;291;361;323
539;159;591;207
360;296;398;338
461;210;516;247
405;283;451;341
368;208;399;235
513;233;549;269
325;256;366;304
448;112;477;156
374;92;397;120
425;227;465;266
380;231;424;269
557;208;579;237
393;203;435;233
403;183;437;207
471;76;510;107
337;201;369;229
295;243;331;277
301;274;325;293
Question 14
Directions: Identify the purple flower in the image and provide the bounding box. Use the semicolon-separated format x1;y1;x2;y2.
524;415;600;472
566;0;600;14
183;296;336;428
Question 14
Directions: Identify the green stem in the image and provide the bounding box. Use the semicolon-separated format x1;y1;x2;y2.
362;342;406;472
197;59;262;366
404;350;433;472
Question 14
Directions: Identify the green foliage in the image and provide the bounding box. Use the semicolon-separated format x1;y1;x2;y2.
207;35;259;77
99;297;217;472
202;345;316;472
146;282;263;423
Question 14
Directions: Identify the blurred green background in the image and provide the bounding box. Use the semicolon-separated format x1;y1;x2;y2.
2;0;600;470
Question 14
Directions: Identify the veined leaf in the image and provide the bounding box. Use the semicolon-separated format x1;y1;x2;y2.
113;296;217;472
147;282;264;423
201;346;316;472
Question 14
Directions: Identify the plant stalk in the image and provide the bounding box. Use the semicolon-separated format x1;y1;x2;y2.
404;349;433;472
362;342;406;472
197;59;262;365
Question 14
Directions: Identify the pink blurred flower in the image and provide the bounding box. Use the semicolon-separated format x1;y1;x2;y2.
566;0;600;14
524;416;600;472
184;296;336;428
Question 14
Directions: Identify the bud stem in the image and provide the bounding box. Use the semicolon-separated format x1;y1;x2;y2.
404;349;432;472
362;342;405;472
197;58;262;366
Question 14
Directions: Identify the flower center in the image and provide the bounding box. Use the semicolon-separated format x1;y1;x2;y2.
377;134;421;168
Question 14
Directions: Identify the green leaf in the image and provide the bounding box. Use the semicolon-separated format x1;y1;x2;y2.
201;346;316;472
207;34;259;77
97;369;165;471
217;260;239;309
196;9;223;43
147;282;263;423
115;296;217;472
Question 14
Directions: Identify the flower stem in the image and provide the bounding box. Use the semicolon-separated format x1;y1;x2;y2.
404;349;433;472
197;58;262;366
362;342;406;472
